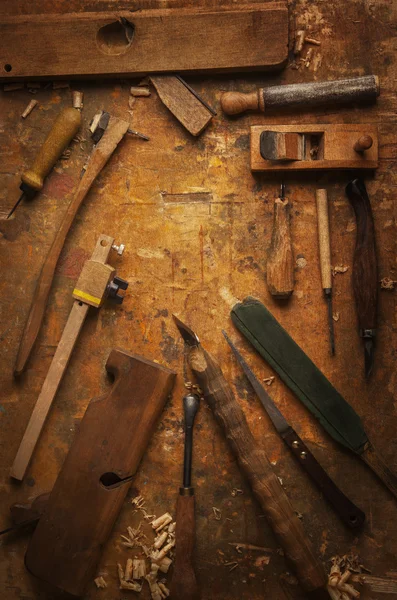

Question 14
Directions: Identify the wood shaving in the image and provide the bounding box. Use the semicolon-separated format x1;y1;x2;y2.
224;561;239;571
380;277;397;290
229;543;274;553
94;576;107;588
212;507;222;520
328;555;365;599
254;555;271;569
21;99;38;119
305;37;321;45
231;488;243;497
294;30;306;54
263;376;275;386
333;265;349;276
305;47;314;67
130;86;151;97
332;312;340;322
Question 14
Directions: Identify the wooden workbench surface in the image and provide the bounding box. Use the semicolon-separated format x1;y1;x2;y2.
0;1;396;598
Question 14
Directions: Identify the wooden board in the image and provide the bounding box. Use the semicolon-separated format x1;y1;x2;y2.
0;4;288;81
151;76;213;136
251;124;378;171
25;350;175;597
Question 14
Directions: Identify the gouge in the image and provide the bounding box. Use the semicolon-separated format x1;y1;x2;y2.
173;316;328;600
223;331;365;529
7;100;82;218
221;75;379;116
345;179;377;377
316;189;335;355
266;182;294;299
170;392;200;600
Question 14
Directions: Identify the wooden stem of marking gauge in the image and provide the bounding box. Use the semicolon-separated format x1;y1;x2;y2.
14;116;129;376
187;345;328;598
266;197;294;298
170;493;199;600
316;189;332;291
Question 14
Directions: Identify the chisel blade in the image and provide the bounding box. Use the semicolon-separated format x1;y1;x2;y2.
173;315;200;346
364;336;375;378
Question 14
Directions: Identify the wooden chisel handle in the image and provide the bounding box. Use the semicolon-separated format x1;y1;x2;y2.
189;345;328;598
170;492;199;600
316;189;332;291
266;197;294;298
221;75;379;115
345;179;377;331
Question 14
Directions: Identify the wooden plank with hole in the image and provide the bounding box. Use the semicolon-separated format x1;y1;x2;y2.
25;350;176;597
0;5;288;80
251;124;378;171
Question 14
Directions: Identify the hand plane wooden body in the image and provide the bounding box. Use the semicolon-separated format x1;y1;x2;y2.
25;349;175;597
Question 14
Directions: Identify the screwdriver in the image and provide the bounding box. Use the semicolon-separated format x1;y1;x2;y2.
266;182;294;299
7;94;82;218
315;189;335;355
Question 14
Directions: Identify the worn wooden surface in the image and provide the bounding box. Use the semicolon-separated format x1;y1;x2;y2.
0;1;396;599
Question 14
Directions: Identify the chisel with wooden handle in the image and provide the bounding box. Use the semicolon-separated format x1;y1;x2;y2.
316;189;335;355
173;316;329;600
220;75;379;116
345;179;377;377
266;182;294;299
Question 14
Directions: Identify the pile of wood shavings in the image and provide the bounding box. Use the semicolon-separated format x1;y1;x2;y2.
116;495;175;599
328;554;371;599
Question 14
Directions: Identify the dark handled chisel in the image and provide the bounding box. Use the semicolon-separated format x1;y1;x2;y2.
170;392;200;600
345;179;377;377
223;331;364;529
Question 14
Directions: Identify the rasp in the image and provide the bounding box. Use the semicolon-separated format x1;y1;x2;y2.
223;331;365;529
231;297;397;500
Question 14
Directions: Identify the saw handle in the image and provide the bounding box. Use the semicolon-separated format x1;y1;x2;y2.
266;197;294;298
190;346;328;598
345;179;377;331
21;107;81;193
282;428;365;529
170;492;199;600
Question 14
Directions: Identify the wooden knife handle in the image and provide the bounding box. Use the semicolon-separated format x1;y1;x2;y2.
316;189;332;291
282;428;365;529
220;90;262;115
170;491;199;600
266;197;294;299
361;442;397;500
345;179;377;331
189;346;328;598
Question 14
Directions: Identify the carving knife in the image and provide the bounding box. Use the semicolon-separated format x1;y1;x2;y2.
222;331;365;529
345;179;377;377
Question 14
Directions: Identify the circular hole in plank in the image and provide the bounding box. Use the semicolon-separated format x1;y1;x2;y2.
4;64;12;72
96;18;134;56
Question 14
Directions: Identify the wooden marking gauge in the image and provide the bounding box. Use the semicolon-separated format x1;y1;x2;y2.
11;234;128;481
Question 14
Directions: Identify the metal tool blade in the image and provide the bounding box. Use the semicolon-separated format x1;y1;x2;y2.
364;336;374;378
173;315;200;346
7;192;25;219
222;331;290;434
325;291;335;356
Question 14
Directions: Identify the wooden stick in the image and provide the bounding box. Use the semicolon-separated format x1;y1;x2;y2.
185;341;328;598
316;189;332;291
14;115;129;376
266;195;294;298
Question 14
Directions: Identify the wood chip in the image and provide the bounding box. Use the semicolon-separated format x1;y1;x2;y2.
294;30;306;54
72;90;83;109
154;530;168;549
158;582;170;597
158;557;172;573
130;86;151;97
380;277;396;290
305;37;321;45
263;376;275;386
151;513;172;529
120;579;142;591
231;488;243;497
212;507;222;520
333;265;349;276
21;99;38;119
332;312;340;322
94;576;107;588
229;543;274;553
125;558;133;581
305;47;314;68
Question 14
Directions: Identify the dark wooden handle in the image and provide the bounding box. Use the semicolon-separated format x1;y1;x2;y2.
189;345;327;597
345;179;377;330
170;492;199;600
266;198;294;298
282;428;365;529
361;442;397;500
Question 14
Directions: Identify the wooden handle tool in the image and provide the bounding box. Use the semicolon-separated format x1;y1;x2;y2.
221;75;379;116
345;179;377;377
266;183;294;299
11;234;127;481
14;115;130;376
25;350;175;597
173;317;328;599
316;189;335;355
170;392;200;600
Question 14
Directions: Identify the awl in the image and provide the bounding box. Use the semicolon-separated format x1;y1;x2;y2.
345;179;377;377
223;331;365;529
316;189;335;355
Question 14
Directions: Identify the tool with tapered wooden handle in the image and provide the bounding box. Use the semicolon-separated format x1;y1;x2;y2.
14;114;130;376
345;179;377;377
173;316;328;600
11;234;128;481
170;392;200;600
8;95;82;218
220;75;379;116
316;189;335;355
266;183;294;299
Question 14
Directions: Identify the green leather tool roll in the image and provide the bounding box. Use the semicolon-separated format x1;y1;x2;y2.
231;297;368;454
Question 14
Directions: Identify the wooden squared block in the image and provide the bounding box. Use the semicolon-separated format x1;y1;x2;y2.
260;131;303;161
73;261;115;307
